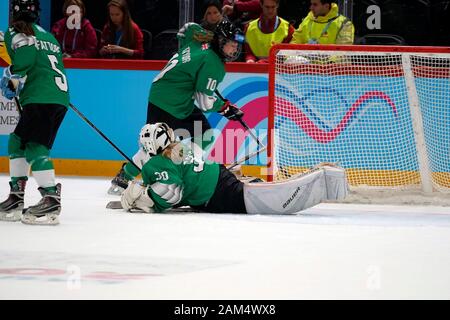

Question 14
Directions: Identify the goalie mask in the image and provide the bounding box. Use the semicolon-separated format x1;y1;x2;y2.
139;123;175;157
212;20;244;62
12;0;40;23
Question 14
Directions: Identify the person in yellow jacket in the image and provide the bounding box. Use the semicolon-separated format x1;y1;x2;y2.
244;0;295;63
291;0;354;45
0;31;12;65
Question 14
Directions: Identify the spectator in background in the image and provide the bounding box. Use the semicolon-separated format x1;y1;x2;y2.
51;0;98;58
244;0;294;63
99;0;144;59
201;0;225;32
201;1;243;61
132;0;179;38
291;0;354;45
222;0;262;29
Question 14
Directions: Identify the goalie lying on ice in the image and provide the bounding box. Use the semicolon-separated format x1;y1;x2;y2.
120;123;348;214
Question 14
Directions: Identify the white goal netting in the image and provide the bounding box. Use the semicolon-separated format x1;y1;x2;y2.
269;45;450;198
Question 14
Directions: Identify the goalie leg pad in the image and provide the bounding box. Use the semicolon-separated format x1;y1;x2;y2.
244;169;327;214
322;165;349;200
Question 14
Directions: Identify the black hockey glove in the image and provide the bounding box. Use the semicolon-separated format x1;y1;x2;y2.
219;100;244;121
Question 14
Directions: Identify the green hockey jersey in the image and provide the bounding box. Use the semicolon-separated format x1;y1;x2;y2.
149;24;225;119
141;146;220;213
5;23;70;107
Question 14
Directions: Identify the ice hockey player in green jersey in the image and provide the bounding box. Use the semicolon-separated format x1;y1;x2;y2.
0;0;69;225
119;123;348;214
109;20;246;195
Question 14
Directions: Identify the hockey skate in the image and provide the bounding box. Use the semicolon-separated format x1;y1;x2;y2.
108;163;130;195
0;179;26;222
21;183;61;226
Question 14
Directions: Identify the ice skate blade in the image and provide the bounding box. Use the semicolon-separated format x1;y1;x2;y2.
0;209;22;222
107;184;125;195
21;212;60;225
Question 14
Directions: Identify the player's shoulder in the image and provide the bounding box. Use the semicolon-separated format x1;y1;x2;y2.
177;22;212;47
6;27;36;51
146;155;176;171
178;42;217;68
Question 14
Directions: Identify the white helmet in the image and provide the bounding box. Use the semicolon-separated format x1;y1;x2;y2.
139;123;175;157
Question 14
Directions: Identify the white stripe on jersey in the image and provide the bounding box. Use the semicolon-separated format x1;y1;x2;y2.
150;182;183;205
194;91;217;111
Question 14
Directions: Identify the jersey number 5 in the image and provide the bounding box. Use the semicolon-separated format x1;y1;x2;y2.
48;54;68;92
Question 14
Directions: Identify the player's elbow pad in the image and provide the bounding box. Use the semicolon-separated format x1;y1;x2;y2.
11;33;35;51
194;91;217;112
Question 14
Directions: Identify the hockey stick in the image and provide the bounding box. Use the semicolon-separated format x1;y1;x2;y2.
14;97;22;115
6;80;23;115
215;89;267;169
214;89;267;169
214;89;266;149
226;145;267;170
68;103;140;171
106;200;203;212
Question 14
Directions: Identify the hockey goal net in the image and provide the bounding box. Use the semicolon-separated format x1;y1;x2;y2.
268;44;450;203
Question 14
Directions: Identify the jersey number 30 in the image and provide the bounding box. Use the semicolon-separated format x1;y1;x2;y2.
48;54;68;92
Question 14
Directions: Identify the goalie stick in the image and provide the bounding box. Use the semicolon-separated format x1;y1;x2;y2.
106;200;201;213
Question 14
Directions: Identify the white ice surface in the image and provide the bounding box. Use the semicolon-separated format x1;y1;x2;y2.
0;175;449;299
